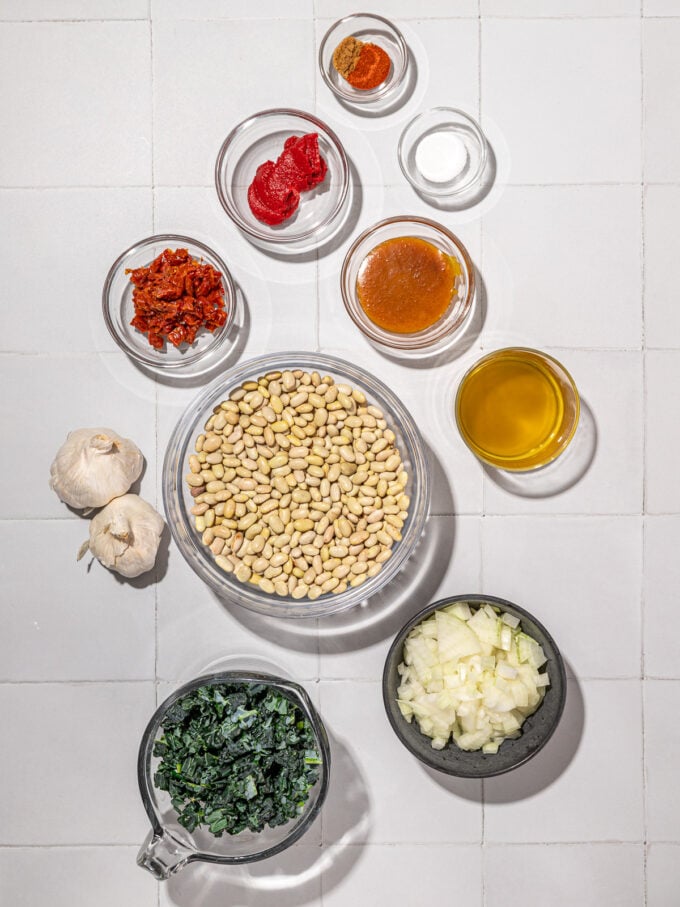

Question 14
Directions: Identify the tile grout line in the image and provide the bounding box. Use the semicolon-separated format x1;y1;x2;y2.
640;14;649;902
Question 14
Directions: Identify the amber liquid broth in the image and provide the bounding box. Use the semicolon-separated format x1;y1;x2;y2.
456;350;574;470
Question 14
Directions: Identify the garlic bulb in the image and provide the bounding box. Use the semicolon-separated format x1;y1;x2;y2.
80;494;164;578
50;428;143;510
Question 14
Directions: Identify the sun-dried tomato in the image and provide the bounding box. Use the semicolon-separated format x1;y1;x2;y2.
126;247;227;350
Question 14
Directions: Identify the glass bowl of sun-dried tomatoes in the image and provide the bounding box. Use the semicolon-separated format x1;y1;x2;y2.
103;234;236;371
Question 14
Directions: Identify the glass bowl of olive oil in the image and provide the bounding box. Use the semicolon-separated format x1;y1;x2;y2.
455;348;580;472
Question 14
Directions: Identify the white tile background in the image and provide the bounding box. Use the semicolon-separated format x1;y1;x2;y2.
1;1;677;904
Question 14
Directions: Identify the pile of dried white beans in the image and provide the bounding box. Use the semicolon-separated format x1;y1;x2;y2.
186;368;410;601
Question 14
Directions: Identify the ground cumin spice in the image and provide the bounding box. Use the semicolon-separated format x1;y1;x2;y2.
332;36;391;91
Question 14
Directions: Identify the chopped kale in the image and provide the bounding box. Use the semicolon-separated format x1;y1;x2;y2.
152;683;321;837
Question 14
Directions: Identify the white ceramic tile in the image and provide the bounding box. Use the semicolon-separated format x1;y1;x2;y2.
0;520;155;681
316;18;479;187
485;844;644;907
483;351;643;515
319;515;482;680
644;186;680;349
482;19;641;184
644;679;680;840
644;516;680;677
316;1;478;17
159;846;323;907
646;351;680;513
482;186;642;349
0;22;151;186
1;681;154;843
153;19;314;186
320;680;483;844
482;0;639;13
156;538;320;682
152;0;313;16
0;353;156;519
644;0;680;12
647;844;680;906
0;188;152;353
0;0;148;17
322;845;482;906
153;188;318;353
483;516;642;678
484;679;644;842
644;20;680;182
0;847;157;907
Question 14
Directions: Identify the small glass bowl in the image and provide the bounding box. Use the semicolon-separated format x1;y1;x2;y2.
137;670;330;879
102;234;236;371
455;348;581;472
318;13;409;111
399;108;488;200
163;351;430;620
340;216;475;354
383;594;567;778
215;109;349;254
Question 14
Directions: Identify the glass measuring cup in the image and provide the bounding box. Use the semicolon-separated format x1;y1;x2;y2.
136;670;330;880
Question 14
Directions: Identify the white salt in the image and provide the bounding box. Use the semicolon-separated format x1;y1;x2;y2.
415;131;468;184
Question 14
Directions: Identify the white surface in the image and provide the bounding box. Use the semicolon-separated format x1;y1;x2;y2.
1;2;677;905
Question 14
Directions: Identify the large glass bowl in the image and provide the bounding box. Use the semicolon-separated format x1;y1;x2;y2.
137;670;330;879
102;234;236;371
163;351;430;619
215;109;349;254
341;216;475;355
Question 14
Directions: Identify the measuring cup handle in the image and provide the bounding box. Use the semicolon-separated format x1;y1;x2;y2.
137;828;193;880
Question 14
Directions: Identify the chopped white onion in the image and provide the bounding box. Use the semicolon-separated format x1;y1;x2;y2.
397;603;550;753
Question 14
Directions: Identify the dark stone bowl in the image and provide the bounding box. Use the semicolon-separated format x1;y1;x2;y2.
382;593;567;778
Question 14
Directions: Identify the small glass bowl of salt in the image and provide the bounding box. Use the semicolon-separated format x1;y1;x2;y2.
398;107;487;200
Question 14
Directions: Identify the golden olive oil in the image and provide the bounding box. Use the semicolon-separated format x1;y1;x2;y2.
456;349;579;470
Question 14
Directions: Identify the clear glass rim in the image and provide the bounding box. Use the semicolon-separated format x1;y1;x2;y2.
340;215;476;350
382;593;567;779
397;106;488;198
454;347;581;472
318;12;409;105
162;351;431;619
101;233;236;369
137;670;331;865
214;108;350;244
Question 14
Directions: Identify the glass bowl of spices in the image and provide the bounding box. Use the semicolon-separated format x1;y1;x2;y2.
318;13;409;112
341;216;475;355
215;109;349;255
163;351;430;620
137;669;330;879
399;108;488;200
103;234;236;372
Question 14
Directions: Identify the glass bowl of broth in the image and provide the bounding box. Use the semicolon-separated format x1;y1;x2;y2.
455;348;580;472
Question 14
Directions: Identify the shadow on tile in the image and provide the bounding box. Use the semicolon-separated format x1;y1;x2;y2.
163;733;369;907
482;668;585;803
482;399;598;499
216;442;455;656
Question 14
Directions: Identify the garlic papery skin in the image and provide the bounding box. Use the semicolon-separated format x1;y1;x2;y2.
82;494;164;578
49;427;144;510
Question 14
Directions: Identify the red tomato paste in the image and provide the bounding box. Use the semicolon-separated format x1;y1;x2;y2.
247;133;328;226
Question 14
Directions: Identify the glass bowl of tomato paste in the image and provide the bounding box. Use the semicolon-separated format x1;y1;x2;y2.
103;234;236;372
215;109;349;255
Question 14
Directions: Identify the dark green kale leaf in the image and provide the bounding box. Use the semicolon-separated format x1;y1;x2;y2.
152;683;321;838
